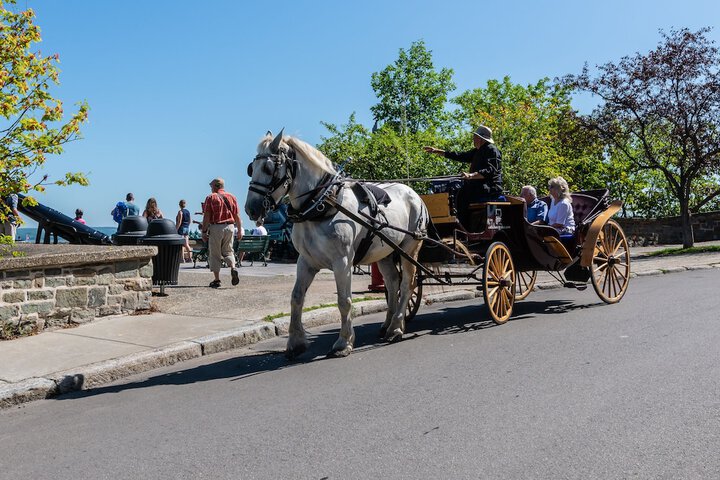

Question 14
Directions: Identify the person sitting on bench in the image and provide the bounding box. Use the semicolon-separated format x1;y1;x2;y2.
520;185;548;225
547;176;575;234
423;125;503;228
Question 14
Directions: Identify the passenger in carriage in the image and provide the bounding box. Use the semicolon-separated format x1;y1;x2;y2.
547;176;575;234
520;185;548;224
423;125;503;228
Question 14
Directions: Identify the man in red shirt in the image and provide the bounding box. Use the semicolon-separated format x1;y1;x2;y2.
202;177;243;288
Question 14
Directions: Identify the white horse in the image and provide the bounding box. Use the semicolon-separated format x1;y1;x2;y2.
245;131;429;358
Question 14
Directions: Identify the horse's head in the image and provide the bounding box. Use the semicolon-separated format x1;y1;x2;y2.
245;129;296;220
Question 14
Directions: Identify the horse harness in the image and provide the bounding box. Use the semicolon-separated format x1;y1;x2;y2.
248;148;394;264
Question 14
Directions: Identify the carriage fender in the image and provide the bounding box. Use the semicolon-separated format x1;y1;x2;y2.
580;200;623;268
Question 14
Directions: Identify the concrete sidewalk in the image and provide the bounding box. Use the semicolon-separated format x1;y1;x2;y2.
2;242;720;408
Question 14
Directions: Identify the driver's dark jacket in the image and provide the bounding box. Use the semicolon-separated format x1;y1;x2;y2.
444;143;503;196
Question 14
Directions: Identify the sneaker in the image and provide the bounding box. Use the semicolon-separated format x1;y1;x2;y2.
209;280;221;288
231;268;239;286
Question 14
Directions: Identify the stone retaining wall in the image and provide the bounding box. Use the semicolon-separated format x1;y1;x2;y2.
617;210;720;245
0;245;157;339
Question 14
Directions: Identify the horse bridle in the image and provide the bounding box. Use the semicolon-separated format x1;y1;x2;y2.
247;149;296;212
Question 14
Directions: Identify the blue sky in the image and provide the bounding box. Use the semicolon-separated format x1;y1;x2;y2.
15;0;720;229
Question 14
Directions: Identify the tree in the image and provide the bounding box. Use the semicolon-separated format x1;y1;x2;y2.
0;0;89;223
370;40;455;134
452;77;607;195
318;114;454;191
319;40;457;187
563;27;720;248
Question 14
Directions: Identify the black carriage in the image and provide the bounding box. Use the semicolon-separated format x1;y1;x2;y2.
397;187;631;324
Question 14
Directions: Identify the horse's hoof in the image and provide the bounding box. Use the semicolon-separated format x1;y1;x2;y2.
326;346;352;358
383;329;404;343
285;344;307;360
378;326;388;338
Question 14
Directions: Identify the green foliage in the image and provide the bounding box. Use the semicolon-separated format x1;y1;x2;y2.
563;27;720;246
370;40;455;134
0;233;23;258
452;77;607;195
0;0;89;222
318;116;455;193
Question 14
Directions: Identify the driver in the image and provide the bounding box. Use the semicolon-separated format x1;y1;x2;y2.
424;125;503;228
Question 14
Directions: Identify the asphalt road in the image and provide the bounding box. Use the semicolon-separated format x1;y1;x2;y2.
2;269;719;480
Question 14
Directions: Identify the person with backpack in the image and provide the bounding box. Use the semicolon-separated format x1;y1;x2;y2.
111;193;140;230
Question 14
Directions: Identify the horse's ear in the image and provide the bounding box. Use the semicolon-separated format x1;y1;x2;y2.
269;128;284;153
266;130;272;137
247;163;253;177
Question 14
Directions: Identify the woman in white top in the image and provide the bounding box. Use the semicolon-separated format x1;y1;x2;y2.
547;176;575;234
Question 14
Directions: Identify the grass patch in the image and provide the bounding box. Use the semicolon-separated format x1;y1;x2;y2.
263;295;384;322
646;245;720;257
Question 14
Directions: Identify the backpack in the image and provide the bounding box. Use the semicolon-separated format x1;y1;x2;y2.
112;201;128;224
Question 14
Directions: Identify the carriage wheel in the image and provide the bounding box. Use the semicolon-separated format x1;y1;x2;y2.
590;219;630;304
482;242;516;324
384;273;423;322
515;270;537;301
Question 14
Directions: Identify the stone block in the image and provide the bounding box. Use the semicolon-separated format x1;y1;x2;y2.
27;289;55;301
33;277;43;288
21;301;54;316
0;281;13;289
98;267;113;275
12;279;32;289
139;262;153;278
88;287;107;307
3;290;26;303
98;305;121;316
122;278;153;291
45;277;68;288
115;268;139;279
108;284;125;295
120;292;139;310
55;287;89;308
74;276;98;286
107;295;121;306
0;304;20;322
137;291;152;309
70;309;96;324
96;273;114;285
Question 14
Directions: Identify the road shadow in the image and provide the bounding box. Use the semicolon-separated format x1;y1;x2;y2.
53;296;601;403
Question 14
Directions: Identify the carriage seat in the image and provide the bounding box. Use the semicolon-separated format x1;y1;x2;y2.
570;193;600;226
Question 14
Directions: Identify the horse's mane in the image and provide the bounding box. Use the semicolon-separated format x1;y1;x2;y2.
257;134;336;175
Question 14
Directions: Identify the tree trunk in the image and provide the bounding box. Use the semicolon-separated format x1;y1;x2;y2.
679;196;694;248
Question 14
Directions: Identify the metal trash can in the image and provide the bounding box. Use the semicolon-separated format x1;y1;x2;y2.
141;218;185;295
113;216;149;245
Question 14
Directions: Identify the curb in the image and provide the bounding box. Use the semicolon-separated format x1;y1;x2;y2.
2;262;719;409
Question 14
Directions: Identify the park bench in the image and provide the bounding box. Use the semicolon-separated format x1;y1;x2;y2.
234;235;270;266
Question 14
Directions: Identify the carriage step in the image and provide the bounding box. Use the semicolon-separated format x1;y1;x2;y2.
564;282;588;291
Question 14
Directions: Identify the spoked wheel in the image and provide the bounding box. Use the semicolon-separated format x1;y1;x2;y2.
384;273;423;322
515;270;537;301
591;219;631;304
482;242;516;324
